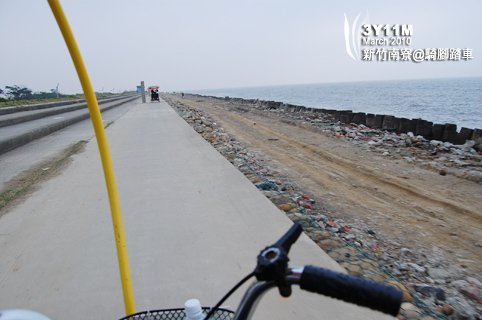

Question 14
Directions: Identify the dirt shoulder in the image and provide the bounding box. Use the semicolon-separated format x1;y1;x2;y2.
163;93;482;319
0;141;86;216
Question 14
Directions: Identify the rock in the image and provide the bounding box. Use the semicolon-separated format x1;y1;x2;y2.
454;305;477;319
452;279;470;290
205;134;216;144
404;156;415;163
459;285;481;301
330;246;358;260
278;203;297;212
343;234;356;241
443;141;453;148
306;230;325;242
202;119;212;126
359;258;378;269
415;135;425;142
400;247;412;256
320;230;331;240
394;261;409;271
437;303;454;316
344;263;362;276
461;140;476;150
318;239;343;251
407;262;426;274
447;296;477;320
427;267;451;280
256;180;279;191
400;302;421;319
286;212;305;221
269;194;292;205
287;213;311;228
475;142;482;152
302;203;313;209
366;273;387;283
413;284;446;301
194;125;205;133
262;190;280;198
466;277;482;288
466;170;482;181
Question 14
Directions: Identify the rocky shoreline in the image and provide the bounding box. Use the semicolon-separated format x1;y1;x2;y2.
163;93;481;320
195;94;482;184
205;95;482;146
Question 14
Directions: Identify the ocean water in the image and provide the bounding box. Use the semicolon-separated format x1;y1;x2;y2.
193;77;482;130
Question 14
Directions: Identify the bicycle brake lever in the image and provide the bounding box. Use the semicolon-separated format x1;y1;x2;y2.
254;223;303;297
274;223;302;254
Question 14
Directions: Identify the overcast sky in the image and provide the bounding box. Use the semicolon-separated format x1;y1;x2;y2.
1;0;481;94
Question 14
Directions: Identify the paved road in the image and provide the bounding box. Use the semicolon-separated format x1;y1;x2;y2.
0;98;141;191
0;96;138;155
0;99;393;320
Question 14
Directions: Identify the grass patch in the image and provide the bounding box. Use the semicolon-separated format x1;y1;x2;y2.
0;140;87;215
0;92;123;108
0;96;83;108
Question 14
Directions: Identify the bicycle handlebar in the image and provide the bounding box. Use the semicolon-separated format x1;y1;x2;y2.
234;266;402;319
299;265;402;316
231;223;403;319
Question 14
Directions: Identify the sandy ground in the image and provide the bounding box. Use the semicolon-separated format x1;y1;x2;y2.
163;94;482;277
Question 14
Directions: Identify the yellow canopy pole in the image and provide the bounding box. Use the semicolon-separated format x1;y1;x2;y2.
47;0;135;315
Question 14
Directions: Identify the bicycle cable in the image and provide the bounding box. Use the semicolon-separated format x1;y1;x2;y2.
203;271;255;320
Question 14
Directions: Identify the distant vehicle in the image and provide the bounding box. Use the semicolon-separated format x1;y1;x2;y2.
148;86;160;102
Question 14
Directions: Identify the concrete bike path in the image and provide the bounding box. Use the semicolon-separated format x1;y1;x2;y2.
0;99;393;320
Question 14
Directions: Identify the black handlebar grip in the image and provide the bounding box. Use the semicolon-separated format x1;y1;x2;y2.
299;265;402;316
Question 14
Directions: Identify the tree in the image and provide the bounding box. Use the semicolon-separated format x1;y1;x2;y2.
5;85;33;100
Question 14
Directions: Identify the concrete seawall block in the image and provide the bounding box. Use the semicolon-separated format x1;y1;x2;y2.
365;114;375;127
442;123;458;143
432;124;445;140
382;115;396;131
206;96;478;144
407;119;417;134
339;111;354;124
416;119;433;137
472;128;482;141
398;118;410;133
352;112;366;125
373;115;384;129
459;127;474;141
393;117;401;131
